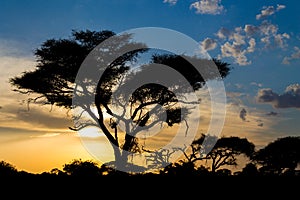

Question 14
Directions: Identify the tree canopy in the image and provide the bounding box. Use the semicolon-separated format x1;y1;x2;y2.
252;136;300;175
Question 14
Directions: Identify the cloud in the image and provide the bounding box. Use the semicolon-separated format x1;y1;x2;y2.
31;133;61;138
247;38;256;52
0;102;72;130
257;123;264;127
239;108;247;121
256;119;264;127
15;107;73;129
282;46;300;64
258;21;290;49
190;0;224;15
250;82;263;87
219;35;255;65
266;111;278;116
244;25;260;36
214;19;289;65
216;27;233;39
163;0;177;5
256;4;286;20
201;38;217;51
256;84;300;108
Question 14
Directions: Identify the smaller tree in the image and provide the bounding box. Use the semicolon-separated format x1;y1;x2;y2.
238;163;259;176
62;159;102;176
184;134;255;173
252;136;300;175
0;160;18;176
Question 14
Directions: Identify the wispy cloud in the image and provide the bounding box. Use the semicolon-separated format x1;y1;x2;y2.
256;84;300;108
31;133;61;138
256;4;286;20
282;46;300;64
163;0;178;6
266;111;278;116
190;0;224;15
250;82;263;88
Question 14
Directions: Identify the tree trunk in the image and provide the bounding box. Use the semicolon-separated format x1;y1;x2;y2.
112;144;128;171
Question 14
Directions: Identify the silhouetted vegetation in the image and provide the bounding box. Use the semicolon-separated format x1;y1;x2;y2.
252;136;300;176
0;136;299;177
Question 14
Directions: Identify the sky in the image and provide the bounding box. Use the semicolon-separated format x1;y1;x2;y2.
0;0;300;173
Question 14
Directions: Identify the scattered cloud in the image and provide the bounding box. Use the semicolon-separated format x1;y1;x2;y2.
250;82;263;87
282;46;300;64
163;0;177;6
257;123;263;127
234;83;244;89
200;37;217;51
256;84;300;108
214;19;289;65
190;0;224;15
259;21;290;49
239;108;248;121
216;27;233;39
244;25;260;36
256;119;264;127
266;111;278;116
216;27;254;65
256;4;286;20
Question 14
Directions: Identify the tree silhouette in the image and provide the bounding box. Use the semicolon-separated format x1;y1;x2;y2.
10;29;231;172
237;163;259;176
184;134;255;173
0;161;18;176
62;159;102;176
252;136;300;175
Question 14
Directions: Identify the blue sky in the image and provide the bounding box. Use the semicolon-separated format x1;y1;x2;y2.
0;0;300;172
1;0;299;85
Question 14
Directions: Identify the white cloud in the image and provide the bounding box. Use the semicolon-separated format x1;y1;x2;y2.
259;20;278;36
245;21;289;50
274;33;290;48
220;42;251;65
244;25;260;36
218;27;255;66
256;6;276;20
216;27;233;39
282;46;300;64
163;0;178;5
201;38;217;51
276;4;286;11
250;82;263;88
215;17;290;65
247;38;256;53
256;4;286;20
190;0;224;15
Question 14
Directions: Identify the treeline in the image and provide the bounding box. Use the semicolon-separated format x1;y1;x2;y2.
1;135;299;177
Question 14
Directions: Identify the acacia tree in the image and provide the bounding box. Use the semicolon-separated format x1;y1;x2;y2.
179;134;255;173
10;29;231;172
252;136;300;175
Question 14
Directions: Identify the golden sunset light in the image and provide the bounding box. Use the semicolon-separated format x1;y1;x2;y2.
0;1;299;179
